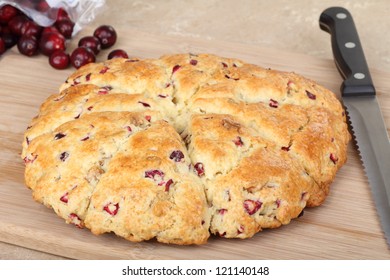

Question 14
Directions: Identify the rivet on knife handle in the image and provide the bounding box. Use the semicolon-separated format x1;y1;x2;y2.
319;6;375;97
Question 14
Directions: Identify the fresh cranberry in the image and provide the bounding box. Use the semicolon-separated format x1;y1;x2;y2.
107;49;128;59
42;26;60;35
55;18;74;39
243;199;262;215
17;35;39;56
8;15;28;36
169;150;184;162
21;21;42;38
36;0;50;12
39;32;66;56
103;202;119;216
0;4;19;24
49;50;70;69
190;59;198;66
56;8;70;21
78;36;101;55
1;26;18;48
70;47;95;69
93;25;117;49
0;38;5;55
2;33;16;49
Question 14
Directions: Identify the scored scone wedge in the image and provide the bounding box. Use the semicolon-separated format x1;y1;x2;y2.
84;121;210;244
22;53;350;244
21;94;211;245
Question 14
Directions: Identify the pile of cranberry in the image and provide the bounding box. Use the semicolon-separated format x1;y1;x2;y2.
0;3;129;69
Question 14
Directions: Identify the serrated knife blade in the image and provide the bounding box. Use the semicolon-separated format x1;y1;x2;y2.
320;7;390;247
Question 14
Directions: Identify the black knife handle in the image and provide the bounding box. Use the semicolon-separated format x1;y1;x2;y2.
319;7;375;97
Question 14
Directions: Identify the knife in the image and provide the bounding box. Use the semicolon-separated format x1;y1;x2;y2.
319;7;390;247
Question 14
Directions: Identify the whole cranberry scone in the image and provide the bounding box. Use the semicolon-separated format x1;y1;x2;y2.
21;53;350;244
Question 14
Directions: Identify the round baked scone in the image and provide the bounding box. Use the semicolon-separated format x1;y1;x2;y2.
21;53;350;244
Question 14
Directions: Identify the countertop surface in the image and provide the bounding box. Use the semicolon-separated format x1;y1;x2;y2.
1;0;389;260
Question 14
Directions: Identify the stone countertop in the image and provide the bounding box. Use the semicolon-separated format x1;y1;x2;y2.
1;0;389;260
102;0;390;73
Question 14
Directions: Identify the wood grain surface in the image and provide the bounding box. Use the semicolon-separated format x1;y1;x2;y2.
0;27;389;259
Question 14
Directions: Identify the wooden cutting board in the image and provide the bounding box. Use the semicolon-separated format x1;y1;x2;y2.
1;27;389;260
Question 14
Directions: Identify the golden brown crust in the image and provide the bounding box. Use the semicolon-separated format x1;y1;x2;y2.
22;53;350;244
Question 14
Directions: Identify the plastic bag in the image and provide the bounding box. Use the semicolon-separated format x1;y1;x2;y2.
0;0;106;35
